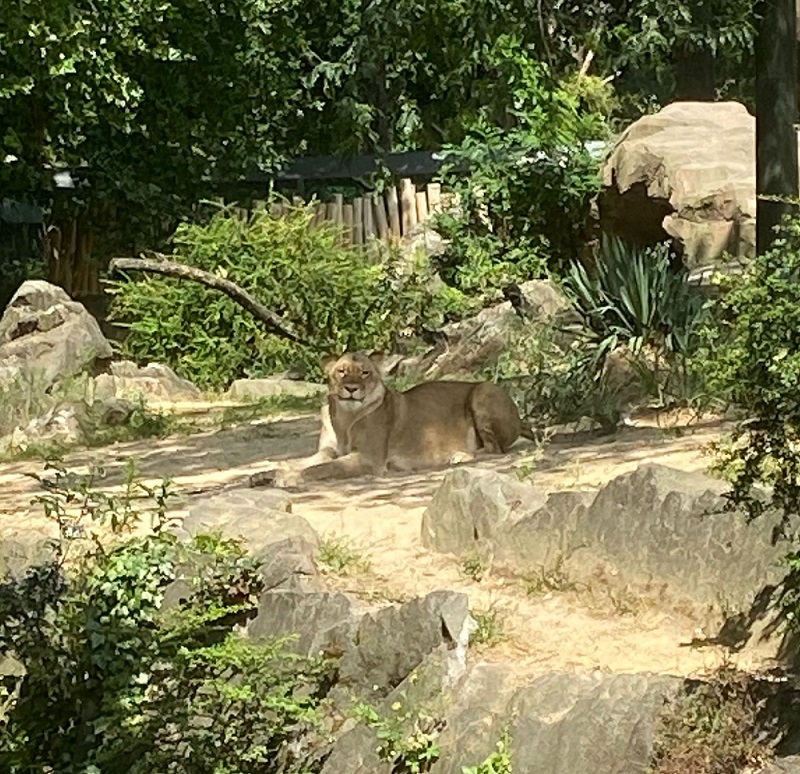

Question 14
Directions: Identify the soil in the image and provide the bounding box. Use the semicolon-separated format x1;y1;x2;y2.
0;404;771;683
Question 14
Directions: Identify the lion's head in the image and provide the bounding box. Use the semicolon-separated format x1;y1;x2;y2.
325;352;385;412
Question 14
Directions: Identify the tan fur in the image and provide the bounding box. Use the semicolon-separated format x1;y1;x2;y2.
265;352;532;486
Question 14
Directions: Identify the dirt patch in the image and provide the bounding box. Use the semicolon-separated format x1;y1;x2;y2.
0;406;762;681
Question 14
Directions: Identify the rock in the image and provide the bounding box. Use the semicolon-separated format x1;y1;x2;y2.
0;533;55;579
224;377;326;402
93;360;202;402
177;489;317;559
337;590;474;696
423;463;790;638
424;280;571;378
0;280;112;390
427;664;519;774
257;536;323;593
400;222;448;261
420;467;547;556
600;101;762;268
502;672;679;774
248;590;360;657
763;757;800;774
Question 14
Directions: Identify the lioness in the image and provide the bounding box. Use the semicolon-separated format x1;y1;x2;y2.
252;351;534;487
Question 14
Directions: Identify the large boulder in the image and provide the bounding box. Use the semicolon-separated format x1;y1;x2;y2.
0;281;112;389
93;360;202;402
224;377;326;402
601;101;761;268
422;464;789;638
422;279;571;378
177;488;318;558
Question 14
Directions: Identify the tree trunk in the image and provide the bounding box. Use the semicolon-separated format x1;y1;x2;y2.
673;43;716;101
755;0;799;253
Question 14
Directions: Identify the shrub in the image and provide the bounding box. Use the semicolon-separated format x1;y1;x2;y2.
704;216;800;627
433;35;607;297
109;202;452;390
649;666;774;774
0;465;335;773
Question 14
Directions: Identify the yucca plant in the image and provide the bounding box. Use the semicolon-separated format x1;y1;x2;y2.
563;235;707;358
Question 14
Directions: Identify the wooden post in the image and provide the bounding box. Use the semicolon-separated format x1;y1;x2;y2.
400;178;417;235
326;201;337;223
313;202;327;226
426;183;442;215
415;190;429;224
386;186;401;238
333;193;344;226
352;197;364;245
363;192;375;242
373;192;389;241
343;203;354;244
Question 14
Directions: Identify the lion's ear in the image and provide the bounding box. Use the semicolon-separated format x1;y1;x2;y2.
320;353;340;376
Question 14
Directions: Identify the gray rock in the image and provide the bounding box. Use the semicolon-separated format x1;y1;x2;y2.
177;488;317;559
423;463;789;635
421;467;547;555
224;378;326;402
427;664;519;774
0;535;55;579
0;280;112;390
763;757;800;774
257;536;323;592
93;360;202;401
247;590;359;657
504;672;679;774
600;101;760;267
338;590;473;696
424;280;571;378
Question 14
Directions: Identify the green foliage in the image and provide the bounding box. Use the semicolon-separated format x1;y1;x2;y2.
470;605;507;648
560;236;709;411
648;665;773;774
355;701;443;773
461;553;488;582
703;216;800;628
488;325;627;432
317;535;371;576
110;203;448;389
563;236;706;358
434;36;606;296
462;730;513;774
0;466;335;773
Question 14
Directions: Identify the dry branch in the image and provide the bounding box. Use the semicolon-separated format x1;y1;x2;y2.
108;255;307;345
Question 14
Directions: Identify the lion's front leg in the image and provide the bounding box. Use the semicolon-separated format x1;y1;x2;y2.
300;452;384;482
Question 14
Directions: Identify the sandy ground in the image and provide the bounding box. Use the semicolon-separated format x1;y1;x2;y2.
0;405;768;682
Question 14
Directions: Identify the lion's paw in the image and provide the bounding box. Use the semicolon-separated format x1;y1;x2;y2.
249;467;304;489
449;451;475;465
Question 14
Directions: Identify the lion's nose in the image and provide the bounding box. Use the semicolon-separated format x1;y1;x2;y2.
344;384;358;395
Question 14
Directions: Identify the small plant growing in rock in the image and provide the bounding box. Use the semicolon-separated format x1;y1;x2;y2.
355;701;443;773
522;555;581;595
317;535;372;576
648;665;775;774
470;604;508;648
461;552;488;582
462;729;513;774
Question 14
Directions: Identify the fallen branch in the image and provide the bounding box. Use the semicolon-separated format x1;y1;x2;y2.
108;255;308;345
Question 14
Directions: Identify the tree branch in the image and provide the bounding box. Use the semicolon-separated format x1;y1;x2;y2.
108;255;308;346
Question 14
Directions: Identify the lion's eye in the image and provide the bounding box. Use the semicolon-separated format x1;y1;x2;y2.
361;370;370;377
338;368;346;376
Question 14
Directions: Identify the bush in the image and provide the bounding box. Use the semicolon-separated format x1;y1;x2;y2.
561;236;709;409
0;465;335;773
109;202;452;390
704;216;800;627
433;35;608;298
